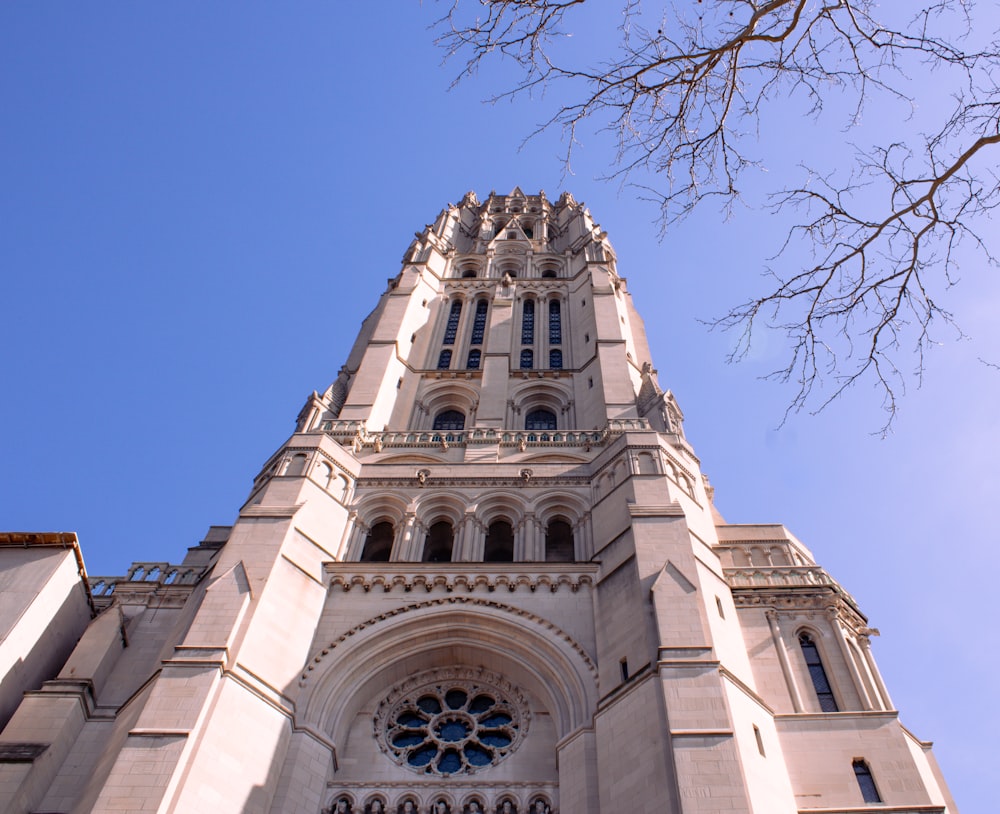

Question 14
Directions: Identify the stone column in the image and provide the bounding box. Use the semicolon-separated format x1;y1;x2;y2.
766;610;804;713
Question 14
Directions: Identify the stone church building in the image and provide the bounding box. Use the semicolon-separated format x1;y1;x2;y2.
0;189;957;813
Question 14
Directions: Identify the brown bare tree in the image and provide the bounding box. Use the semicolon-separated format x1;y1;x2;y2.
435;0;1000;430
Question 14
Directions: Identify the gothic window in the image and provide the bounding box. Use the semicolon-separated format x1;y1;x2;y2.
525;409;556;431
521;300;535;344
467;349;481;369
433;410;465;431
484;520;514;562
462;269;477;278
470;299;488;345
437;350;452;370
422;521;454;562
519;349;533;370
544;519;574;562
799;633;839;712
853;760;882;803
548;300;562;344
376;668;526;777
443;300;462;345
361;521;394;562
549;349;563;369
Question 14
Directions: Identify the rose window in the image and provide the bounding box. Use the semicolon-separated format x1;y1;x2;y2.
375;669;527;776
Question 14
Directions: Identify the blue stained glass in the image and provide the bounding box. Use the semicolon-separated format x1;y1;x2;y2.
469;695;494;714
408;745;437;767
465;744;492;766
519;349;533;370
443;301;462;345
470;300;488;344
417;696;442;715
480;731;512;748
437;720;470;742
393;732;424;748
397;712;425;728
445;689;468;709
548;300;561;344
521;300;535;344
479;713;512;727
549;349;562;369
437;750;462;774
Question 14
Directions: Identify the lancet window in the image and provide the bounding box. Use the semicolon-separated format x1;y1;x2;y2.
521;300;535;344
470;299;488;345
442;300;462;346
437;350;452;370
548;300;562;345
360;521;394;562
422;521;454;562
544;519;574;562
484;520;514;562
467;349;481;370
519;349;533;370
853;759;882;803
549;349;563;370
799;632;839;712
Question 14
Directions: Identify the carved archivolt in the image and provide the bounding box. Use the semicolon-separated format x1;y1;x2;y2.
299;595;598;688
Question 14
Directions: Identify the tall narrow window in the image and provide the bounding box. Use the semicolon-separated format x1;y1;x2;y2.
443;301;462;345
437;349;452;370
361;521;394;562
852;760;882;803
799;633;839;712
484;520;514;562
548;300;562;344
545;519;574;562
467;349;481;369
432;410;465;431
470;300;488;345
423;521;454;562
521;300;535;344
549;349;563;370
519;349;533;370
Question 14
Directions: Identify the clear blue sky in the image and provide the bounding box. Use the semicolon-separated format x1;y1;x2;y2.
1;4;995;810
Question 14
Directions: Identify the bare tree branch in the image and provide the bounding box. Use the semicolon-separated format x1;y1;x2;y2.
434;0;1000;429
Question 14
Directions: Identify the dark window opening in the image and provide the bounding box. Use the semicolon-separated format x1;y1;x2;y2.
549;349;563;370
799;633;839;712
525;409;557;431
519;349;533;370
545;519;574;562
521;300;535;345
433;410;465;431
437;350;452;370
361;521;394;562
619;658;629;682
422;521;454;562
470;300;488;345
548;300;562;344
484;520;514;562
467;349;481;370
754;725;765;756
462;269;477;278
443;301;462;345
853;760;882;803
541;268;556;278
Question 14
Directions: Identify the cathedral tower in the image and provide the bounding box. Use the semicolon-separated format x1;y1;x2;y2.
0;190;957;814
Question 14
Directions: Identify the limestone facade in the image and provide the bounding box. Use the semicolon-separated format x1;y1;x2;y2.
0;190;958;813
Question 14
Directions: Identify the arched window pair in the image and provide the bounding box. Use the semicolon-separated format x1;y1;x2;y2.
436;299;488;370
519;300;563;370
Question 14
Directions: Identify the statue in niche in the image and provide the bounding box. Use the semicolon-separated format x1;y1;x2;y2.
330;798;351;814
530;799;550;814
367;800;385;814
497;801;517;814
399;799;417;814
465;801;483;814
433;801;450;814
